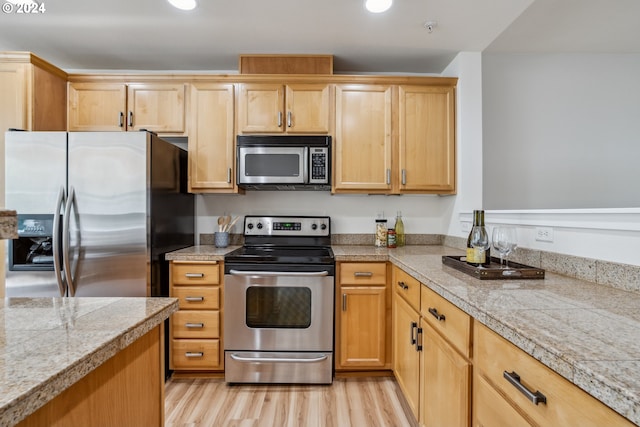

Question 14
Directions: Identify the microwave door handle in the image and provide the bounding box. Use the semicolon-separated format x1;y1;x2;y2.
303;147;309;183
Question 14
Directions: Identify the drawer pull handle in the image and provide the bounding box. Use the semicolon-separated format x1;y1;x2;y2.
503;371;547;406
354;272;373;277
397;281;409;290
185;273;205;278
185;352;204;358
185;296;205;302
428;307;446;322
185;322;204;328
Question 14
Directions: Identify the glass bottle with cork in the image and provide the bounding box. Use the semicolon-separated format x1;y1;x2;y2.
466;210;491;267
394;211;405;247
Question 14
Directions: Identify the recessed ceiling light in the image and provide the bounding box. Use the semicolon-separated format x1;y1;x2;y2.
168;0;197;11
365;0;392;13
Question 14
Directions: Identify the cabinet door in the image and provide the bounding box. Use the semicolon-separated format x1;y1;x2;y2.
334;85;393;192
285;84;330;133
127;83;186;133
393;292;421;419
238;83;284;133
420;323;471;427
188;83;236;192
68;82;127;131
338;286;386;368
399;85;455;193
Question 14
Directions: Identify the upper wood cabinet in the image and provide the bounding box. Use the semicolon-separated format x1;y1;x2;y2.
68;82;186;133
188;83;237;193
334;83;456;194
237;83;330;134
398;85;456;194
334;84;393;192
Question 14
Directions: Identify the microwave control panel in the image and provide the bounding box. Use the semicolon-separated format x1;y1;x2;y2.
309;147;329;184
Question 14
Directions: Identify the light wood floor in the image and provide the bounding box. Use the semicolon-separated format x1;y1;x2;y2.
165;377;418;427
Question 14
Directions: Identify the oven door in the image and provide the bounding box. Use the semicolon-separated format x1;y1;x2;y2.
224;268;334;384
237;146;308;185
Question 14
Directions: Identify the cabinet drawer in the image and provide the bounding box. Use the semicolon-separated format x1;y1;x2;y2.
171;311;220;339
339;262;387;285
421;286;471;358
172;262;220;286
474;323;635;427
473;372;533;427
170;339;220;370
172;286;220;310
393;267;421;311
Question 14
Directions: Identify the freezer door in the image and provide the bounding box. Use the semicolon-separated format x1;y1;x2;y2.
67;132;149;297
4;131;67;297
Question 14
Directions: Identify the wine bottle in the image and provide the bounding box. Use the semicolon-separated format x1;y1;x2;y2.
467;210;491;266
395;211;405;247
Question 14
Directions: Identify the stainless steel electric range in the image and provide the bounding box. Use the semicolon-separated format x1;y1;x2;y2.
223;215;335;384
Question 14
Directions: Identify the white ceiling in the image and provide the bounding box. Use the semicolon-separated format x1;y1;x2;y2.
0;0;639;74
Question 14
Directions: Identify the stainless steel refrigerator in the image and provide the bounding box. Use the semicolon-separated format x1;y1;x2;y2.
5;130;194;298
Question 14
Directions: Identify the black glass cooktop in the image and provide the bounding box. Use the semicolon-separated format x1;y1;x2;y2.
225;246;334;265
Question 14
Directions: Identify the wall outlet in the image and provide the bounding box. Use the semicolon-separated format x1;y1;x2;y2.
535;227;554;242
461;222;471;232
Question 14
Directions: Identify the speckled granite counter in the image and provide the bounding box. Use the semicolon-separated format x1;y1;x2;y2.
0;297;178;427
166;244;640;424
334;244;640;425
0;210;17;240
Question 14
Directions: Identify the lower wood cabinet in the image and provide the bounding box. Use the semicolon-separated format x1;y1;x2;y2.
393;265;471;426
335;262;391;371
473;322;634;427
169;260;224;372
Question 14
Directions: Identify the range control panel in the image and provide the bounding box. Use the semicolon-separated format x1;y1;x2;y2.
243;216;330;237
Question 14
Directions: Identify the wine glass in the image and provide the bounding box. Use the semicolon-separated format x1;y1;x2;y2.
492;226;517;268
470;226;490;266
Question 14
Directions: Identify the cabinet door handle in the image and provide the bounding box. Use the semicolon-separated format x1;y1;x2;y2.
227;168;232;183
401;169;407;185
185;322;204;328
428;307;446;322
342;293;347;311
415;327;423;351
119;112;124;127
128;111;133;127
185;296;204;302
185;273;204;278
503;371;547;406
287;111;292;127
185;352;204;358
386;169;391;185
410;321;418;345
354;272;373;277
397;281;409;290
277;111;283;127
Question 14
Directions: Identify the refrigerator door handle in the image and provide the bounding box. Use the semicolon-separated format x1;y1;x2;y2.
62;186;78;297
52;186;67;297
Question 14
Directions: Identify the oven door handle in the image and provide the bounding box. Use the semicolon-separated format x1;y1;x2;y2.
229;269;330;277
229;353;329;363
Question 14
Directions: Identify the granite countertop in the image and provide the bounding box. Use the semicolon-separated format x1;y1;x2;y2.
0;297;178;427
165;244;640;424
0;210;17;240
165;245;240;262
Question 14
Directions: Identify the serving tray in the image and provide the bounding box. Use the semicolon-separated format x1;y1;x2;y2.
442;255;545;280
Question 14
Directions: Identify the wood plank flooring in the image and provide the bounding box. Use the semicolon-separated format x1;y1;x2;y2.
165;377;418;427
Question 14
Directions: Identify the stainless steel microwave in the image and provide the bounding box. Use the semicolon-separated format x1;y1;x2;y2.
237;135;331;190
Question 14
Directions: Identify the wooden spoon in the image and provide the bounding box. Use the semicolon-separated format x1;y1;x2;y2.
217;216;224;232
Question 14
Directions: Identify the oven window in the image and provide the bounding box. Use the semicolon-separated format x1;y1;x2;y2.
246;286;311;328
245;154;300;177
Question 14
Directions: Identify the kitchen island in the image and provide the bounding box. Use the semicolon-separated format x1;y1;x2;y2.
0;297;178;427
167;243;640;425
